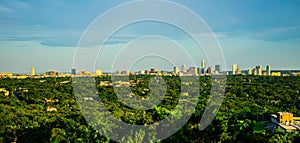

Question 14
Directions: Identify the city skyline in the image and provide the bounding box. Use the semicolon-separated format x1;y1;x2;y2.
1;61;298;75
0;1;300;72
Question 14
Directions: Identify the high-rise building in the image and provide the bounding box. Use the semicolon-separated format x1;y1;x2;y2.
71;68;76;75
30;67;35;76
256;65;263;75
174;67;179;75
207;66;213;74
215;65;221;74
199;67;205;75
201;59;206;69
181;64;187;72
248;68;253;75
253;68;257;75
187;67;198;76
237;68;241;75
232;64;238;75
266;65;271;76
199;60;206;75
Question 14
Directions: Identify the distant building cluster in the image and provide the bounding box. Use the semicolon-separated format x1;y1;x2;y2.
111;60;223;76
0;61;300;78
231;64;299;77
271;112;300;132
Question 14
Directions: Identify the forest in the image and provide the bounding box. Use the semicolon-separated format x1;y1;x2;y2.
0;75;300;142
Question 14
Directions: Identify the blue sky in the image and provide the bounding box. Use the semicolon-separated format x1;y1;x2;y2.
0;0;300;73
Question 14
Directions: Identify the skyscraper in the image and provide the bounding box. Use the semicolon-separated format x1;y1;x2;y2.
215;65;221;74
256;65;262;75
253;68;257;75
248;68;253;75
71;68;76;75
199;60;206;75
201;59;206;69
207;66;212;74
188;67;198;76
174;66;179;75
181;64;187;72
232;64;238;75
30;66;35;76
237;68;241;75
266;65;271;76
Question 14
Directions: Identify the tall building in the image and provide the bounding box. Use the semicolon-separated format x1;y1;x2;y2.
248;68;253;75
207;66;213;74
253;68;257;75
181;64;187;72
266;65;271;76
232;64;238;75
237;68;241;75
215;65;221;74
173;67;179;75
256;65;263;75
187;67;198;76
71;68;76;75
30;66;35;76
201;59;206;69
199;60;206;75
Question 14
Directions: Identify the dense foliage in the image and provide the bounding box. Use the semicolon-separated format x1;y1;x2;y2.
0;75;300;142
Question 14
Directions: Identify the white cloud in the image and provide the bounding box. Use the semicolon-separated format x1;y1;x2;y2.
0;6;13;12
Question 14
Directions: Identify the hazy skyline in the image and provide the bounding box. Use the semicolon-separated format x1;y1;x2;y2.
1;0;300;73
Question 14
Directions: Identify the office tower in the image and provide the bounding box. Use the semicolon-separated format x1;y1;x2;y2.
95;69;102;76
248;68;253;75
188;67;198;76
207;66;212;74
30;66;35;76
71;68;76;75
215;65;221;74
174;67;179;75
253;68;257;75
199;60;206;75
181;64;187;72
237;68;241;75
256;65;262;75
201;59;206;69
199;67;205;75
232;64;238;75
266;65;271;76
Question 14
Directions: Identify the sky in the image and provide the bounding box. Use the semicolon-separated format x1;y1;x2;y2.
0;0;300;73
